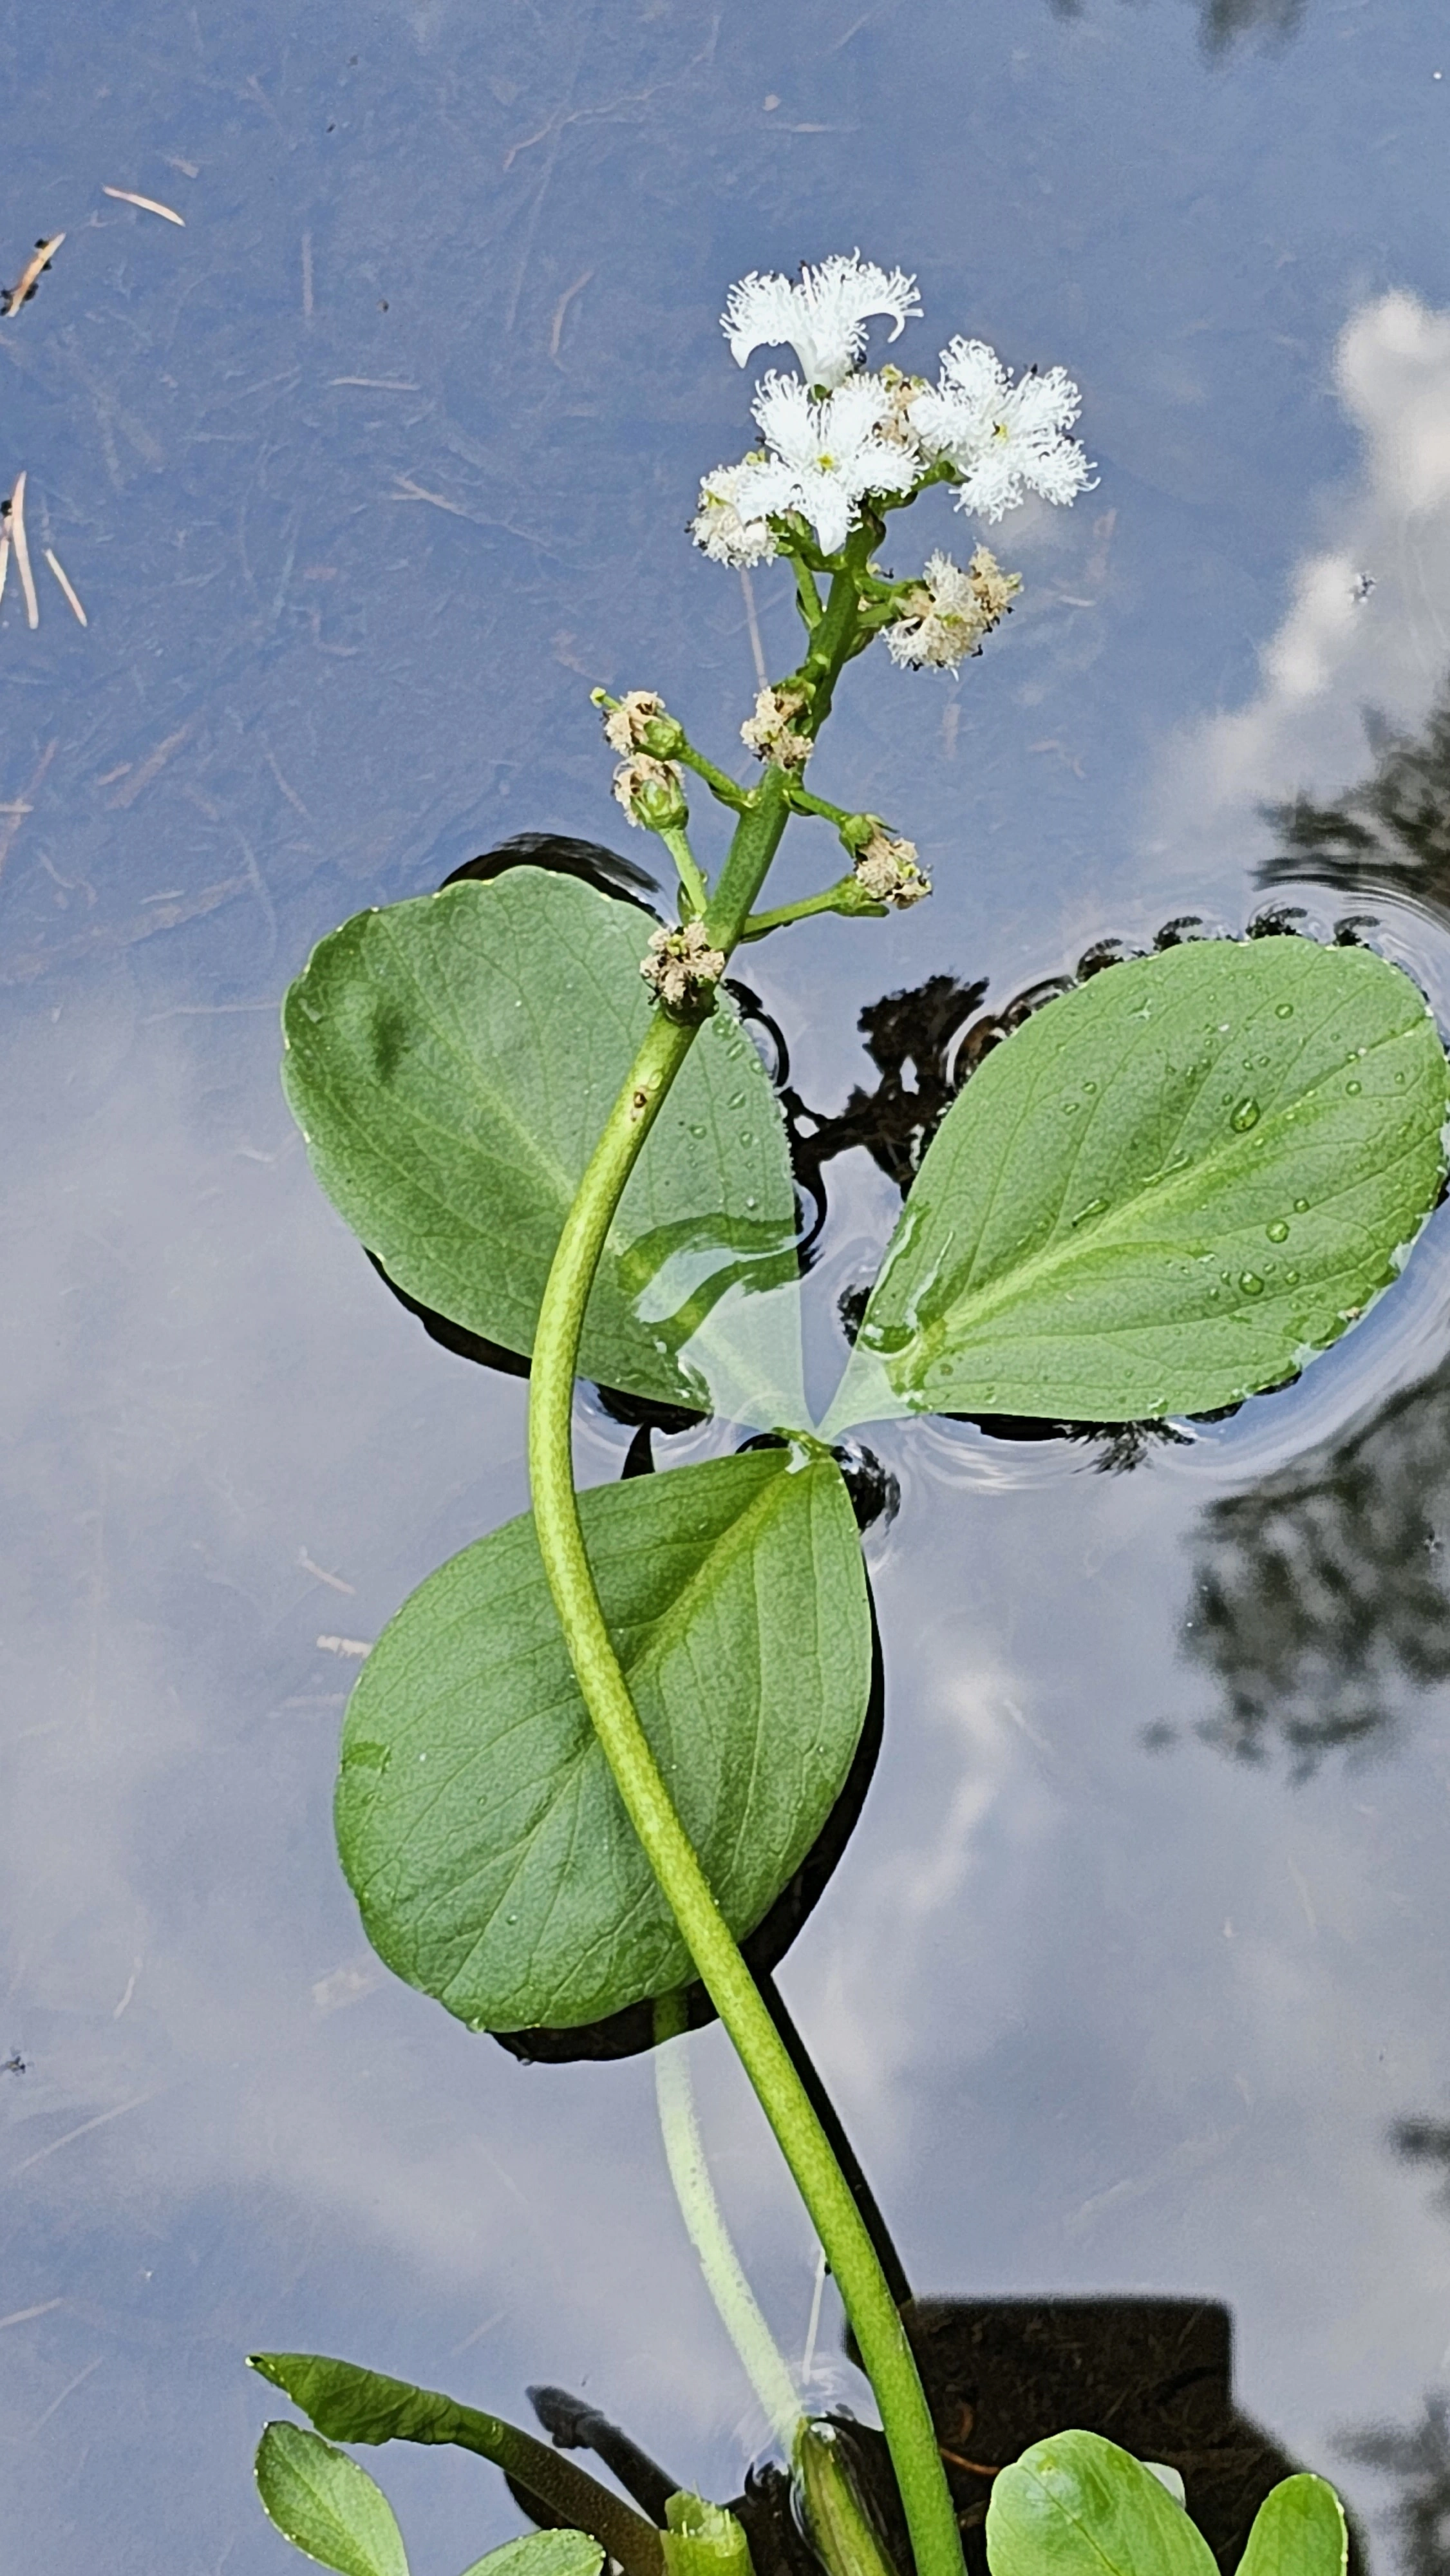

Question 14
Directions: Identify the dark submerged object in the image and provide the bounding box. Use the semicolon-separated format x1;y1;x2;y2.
516;2299;1362;2576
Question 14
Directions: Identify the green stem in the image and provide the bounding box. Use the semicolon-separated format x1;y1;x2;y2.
792;556;824;629
675;741;752;813
527;545;960;2576
742;879;875;940
654;1992;803;2452
657;821;710;917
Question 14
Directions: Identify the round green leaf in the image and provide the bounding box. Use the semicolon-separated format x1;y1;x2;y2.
256;2423;410;2576
281;870;804;1426
985;2429;1218;2576
335;1450;871;2030
1239;2476;1348;2576
459;2536;604;2576
825;938;1449;1432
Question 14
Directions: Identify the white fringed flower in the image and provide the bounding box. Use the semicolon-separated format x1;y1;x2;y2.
884;547;1021;670
733;373;919;557
690;459;777;567
722;253;921;391
912;339;1093;521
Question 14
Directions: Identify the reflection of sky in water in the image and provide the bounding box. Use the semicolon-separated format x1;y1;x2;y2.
8;1;1450;2568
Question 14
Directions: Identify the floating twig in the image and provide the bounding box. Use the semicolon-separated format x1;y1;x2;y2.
44;546;87;625
1;233;64;317
103;185;184;227
8;474;39;628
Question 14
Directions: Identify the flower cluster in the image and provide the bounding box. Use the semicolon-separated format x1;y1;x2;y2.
641;918;726;1014
740;681;813;770
885;547;1021;672
854;830;931;909
691;252;1093;570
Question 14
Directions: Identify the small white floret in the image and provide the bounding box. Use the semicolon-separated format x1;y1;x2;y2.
722;252;921;391
733;372;919;557
912;338;1094;522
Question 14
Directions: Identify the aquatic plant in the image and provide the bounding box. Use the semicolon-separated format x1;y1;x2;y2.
254;254;1441;2576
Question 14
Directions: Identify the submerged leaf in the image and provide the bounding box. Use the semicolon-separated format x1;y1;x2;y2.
255;2423;410;2576
985;2429;1217;2576
1238;2474;1348;2576
335;1451;871;2029
282;869;803;1425
825;938;1449;1431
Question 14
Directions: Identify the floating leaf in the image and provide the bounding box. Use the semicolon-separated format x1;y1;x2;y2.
335;1450;871;2030
255;2423;410;2576
1239;2475;1348;2576
458;2535;603;2576
825;938;1449;1431
985;2429;1217;2576
282;869;804;1425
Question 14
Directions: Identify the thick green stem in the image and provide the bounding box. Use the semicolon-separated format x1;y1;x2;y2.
526;545;961;2576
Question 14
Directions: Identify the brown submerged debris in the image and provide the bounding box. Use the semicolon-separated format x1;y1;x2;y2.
1;233;64;317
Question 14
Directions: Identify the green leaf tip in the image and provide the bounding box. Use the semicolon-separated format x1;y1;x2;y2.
826;936;1450;1432
335;1448;872;2029
1239;2473;1348;2576
985;2428;1218;2576
255;2421;410;2576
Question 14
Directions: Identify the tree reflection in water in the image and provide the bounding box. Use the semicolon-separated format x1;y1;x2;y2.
1181;1357;1450;1776
1339;2099;1450;2572
1259;683;1450;926
1048;0;1305;56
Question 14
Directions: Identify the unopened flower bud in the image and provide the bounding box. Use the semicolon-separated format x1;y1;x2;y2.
613;754;688;832
740;681;813;770
854;829;930;909
641;918;726;1017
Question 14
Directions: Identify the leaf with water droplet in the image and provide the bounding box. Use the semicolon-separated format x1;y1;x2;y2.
823;938;1449;1431
335;1451;871;2029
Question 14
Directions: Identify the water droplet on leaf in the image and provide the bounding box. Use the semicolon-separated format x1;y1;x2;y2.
1266;1219;1290;1242
1071;1197;1109;1227
1275;1001;1294;1018
1230;1097;1260;1132
1238;1270;1265;1296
